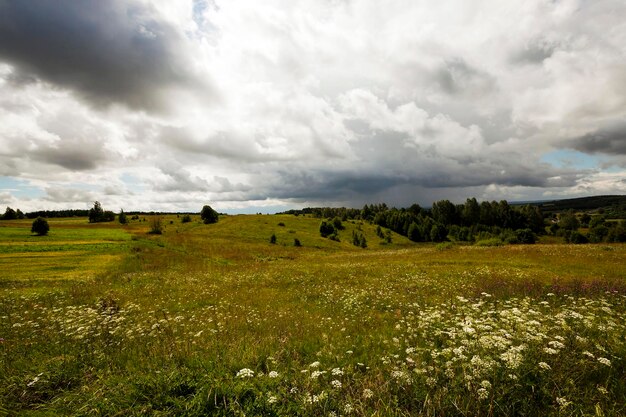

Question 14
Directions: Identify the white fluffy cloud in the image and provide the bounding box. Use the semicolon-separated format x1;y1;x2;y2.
0;0;625;212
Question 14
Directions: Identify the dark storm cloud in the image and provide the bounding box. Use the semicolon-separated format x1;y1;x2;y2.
28;138;110;171
0;0;203;110
567;123;626;155
262;160;578;204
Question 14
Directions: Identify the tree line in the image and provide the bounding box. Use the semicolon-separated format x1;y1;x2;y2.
286;198;626;244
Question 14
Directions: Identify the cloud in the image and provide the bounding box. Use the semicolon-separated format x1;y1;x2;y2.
1;0;626;212
44;187;96;203
0;0;211;110
567;122;626;155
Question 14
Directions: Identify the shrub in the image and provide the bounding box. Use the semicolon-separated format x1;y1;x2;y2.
435;242;454;251
328;233;340;242
567;231;588;244
31;217;49;236
269;234;277;244
319;221;335;238
294;238;302;247
148;217;163;234
514;228;536;244
201;205;219;224
588;225;609;243
332;217;344;230
277;222;285;227
181;214;192;223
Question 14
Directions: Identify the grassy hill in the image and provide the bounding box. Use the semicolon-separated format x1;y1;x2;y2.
1;214;626;416
534;195;626;218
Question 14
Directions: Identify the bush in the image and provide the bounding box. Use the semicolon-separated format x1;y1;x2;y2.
148;217;163;234
514;229;536;244
588;225;609;243
277;222;285;227
332;217;344;230
181;214;192;223
319;221;335;238
31;217;49;236
352;230;367;248
567;231;588;244
269;234;277;244
294;238;302;247
201;205;219;224
435;242;454;251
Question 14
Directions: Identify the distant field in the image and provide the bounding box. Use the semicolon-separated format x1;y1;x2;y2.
0;219;131;291
1;215;625;416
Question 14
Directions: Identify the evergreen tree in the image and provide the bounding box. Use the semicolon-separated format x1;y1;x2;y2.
89;201;104;223
118;209;127;225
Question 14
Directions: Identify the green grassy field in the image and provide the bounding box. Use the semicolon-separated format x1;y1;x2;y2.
1;215;625;416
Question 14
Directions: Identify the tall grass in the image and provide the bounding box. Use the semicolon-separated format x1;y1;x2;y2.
1;215;625;415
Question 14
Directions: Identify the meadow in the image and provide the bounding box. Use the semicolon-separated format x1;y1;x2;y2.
1;215;625;416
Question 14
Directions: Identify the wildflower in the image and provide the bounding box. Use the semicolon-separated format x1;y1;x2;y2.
268;371;279;378
538;362;551;371
311;370;325;379
343;403;354;414
309;361;320;368
236;368;254;378
477;388;489;400
362;388;374;399
548;340;565;349
597;386;608;395
597;357;611;367
331;380;342;389
543;347;558;355
267;393;278;404
480;380;491;389
582;351;595;359
556;397;571;410
331;367;343;376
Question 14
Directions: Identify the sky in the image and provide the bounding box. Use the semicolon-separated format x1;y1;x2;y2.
0;0;625;214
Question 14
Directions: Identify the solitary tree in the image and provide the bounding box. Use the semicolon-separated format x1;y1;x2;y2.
118;209;127;225
89;201;104;223
31;217;49;236
201;205;219;224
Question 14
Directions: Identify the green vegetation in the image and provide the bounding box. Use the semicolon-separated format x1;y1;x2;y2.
88;201;115;223
201;205;219;224
118;209;127;225
1;213;626;416
148;216;163;234
30;217;49;236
